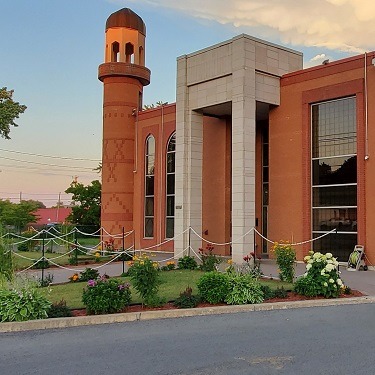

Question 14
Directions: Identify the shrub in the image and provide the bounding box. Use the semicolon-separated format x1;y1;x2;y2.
178;255;198;270
128;254;161;306
173;286;200;309
82;278;131;315
0;230;14;281
32;258;50;269
79;268;100;282
38;273;54;287
198;244;221;272
0;280;51;322
161;261;176;271
17;243;29;252
197;272;229;304
47;299;72;318
272;242;296;282
294;251;343;298
273;286;288;298
260;284;274;300
225;274;264;305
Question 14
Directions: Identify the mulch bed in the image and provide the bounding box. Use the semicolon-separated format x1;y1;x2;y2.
71;290;365;317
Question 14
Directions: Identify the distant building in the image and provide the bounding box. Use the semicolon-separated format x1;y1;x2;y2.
30;207;72;229
99;8;375;264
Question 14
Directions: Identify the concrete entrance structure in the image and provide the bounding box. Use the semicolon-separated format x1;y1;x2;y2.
174;35;302;262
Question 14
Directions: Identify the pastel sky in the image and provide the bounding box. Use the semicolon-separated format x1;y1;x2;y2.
1;0;373;206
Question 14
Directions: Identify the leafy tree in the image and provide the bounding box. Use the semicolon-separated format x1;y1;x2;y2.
65;180;101;228
0;87;27;139
0;200;39;231
143;101;168;110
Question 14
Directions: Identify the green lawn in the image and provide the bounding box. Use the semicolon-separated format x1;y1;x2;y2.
41;270;294;309
13;251;111;270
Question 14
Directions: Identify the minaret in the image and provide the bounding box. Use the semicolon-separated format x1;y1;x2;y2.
99;8;150;240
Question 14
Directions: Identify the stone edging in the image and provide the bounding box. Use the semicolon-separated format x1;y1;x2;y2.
1;296;374;333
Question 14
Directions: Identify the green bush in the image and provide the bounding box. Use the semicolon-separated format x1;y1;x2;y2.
272;242;296;282
0;232;14;281
273;286;288;298
198;244;221;272
47;299;72;318
197;272;229;304
178;255;198;270
17;243;29;252
128;255;161;306
173;286;200;309
225;274;264;305
82;278;131;315
260;284;274;300
32;258;50;269
294;275;320;297
295;251;343;298
0;281;51;322
79;268;100;282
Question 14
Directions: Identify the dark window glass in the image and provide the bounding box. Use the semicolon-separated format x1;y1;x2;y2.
312;97;356;158
312;233;357;261
166;218;174;239
167;153;175;173
145;176;154;196
263;146;269;166
167;174;175;195
144;135;155;238
166;196;175;216
167;134;176;152
263;167;269;183
145;197;154;216
262;206;268;254
263;184;269;205
145;218;154;238
312;208;357;232
313;185;357;207
312;156;357;185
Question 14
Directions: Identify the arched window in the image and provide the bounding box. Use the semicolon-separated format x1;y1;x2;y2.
145;135;155;238
125;42;134;63
111;41;120;62
139;46;144;65
166;133;176;238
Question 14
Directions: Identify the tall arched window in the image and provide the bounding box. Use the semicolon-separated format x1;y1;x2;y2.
125;42;134;63
111;41;120;62
144;135;155;238
166;133;176;238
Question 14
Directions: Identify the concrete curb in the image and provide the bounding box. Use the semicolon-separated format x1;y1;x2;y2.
1;296;374;333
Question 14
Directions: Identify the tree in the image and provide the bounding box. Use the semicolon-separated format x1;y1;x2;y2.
0;199;39;231
0;87;27;139
65;180;101;228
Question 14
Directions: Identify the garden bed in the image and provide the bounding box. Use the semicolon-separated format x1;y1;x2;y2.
70;289;365;317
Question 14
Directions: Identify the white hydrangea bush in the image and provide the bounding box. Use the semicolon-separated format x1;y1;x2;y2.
295;251;344;298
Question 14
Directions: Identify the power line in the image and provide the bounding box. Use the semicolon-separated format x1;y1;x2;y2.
0;156;96;170
0;148;100;162
0;164;99;177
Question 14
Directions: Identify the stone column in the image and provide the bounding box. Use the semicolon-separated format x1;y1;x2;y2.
231;39;257;264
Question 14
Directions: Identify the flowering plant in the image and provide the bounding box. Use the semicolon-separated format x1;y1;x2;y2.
82;278;131;314
271;242;296;283
198;244;221;272
128;254;162;306
69;273;79;282
295;251;344;298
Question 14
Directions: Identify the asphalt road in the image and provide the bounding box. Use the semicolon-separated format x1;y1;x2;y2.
1;304;374;375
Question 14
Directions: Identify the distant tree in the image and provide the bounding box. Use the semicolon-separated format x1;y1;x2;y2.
0;199;39;231
65;180;101;228
143;101;168;110
93;162;102;174
0;87;27;139
23;200;46;209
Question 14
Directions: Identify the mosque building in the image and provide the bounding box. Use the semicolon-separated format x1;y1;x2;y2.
99;8;375;264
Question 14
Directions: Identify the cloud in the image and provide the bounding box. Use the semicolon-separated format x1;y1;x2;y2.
119;0;375;53
304;53;334;68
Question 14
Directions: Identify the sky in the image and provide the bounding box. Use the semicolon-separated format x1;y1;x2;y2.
1;0;374;207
